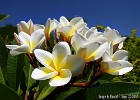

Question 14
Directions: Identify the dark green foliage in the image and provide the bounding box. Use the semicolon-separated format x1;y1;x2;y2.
0;25;17;44
0;14;9;22
0;82;21;100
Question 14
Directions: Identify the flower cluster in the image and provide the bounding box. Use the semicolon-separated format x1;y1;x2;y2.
6;16;133;87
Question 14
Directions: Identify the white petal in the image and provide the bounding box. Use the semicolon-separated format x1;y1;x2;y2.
45;19;56;37
86;42;108;61
117;60;133;75
49;69;72;86
52;42;71;69
102;52;112;61
79;26;89;36
18;21;29;32
34;49;55;71
71;32;88;52
31;68;58;80
34;24;45;30
80;42;100;61
19;32;30;45
85;30;95;39
70;17;85;29
33;36;45;50
64;55;85;76
103;28;120;42
60;16;69;26
113;37;126;45
100;61;121;75
112;50;128;61
118;42;123;49
30;29;45;50
90;27;98;32
90;37;109;44
10;44;30;56
58;26;75;38
6;45;18;49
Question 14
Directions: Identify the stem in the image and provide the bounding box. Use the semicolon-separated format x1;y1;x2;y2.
54;29;59;43
71;71;103;87
26;53;38;68
24;90;29;100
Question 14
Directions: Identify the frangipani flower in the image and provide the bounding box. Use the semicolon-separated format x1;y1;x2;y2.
71;33;109;62
31;42;85;86
103;27;126;49
55;16;86;39
6;29;45;56
17;19;45;35
101;44;133;75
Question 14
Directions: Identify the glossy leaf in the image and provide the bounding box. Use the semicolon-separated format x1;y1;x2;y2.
56;87;83;100
23;56;35;90
0;82;21;100
0;67;5;84
0;35;8;67
0;25;17;43
85;82;140;100
37;80;56;100
0;14;9;22
7;54;25;90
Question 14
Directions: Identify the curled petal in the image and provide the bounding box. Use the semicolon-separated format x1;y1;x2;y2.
117;60;133;75
85;42;108;62
104;27;120;42
10;44;30;56
101;61;121;75
6;45;18;49
112;50;128;61
113;37;126;45
19;32;30;45
17;21;29;33
58;26;75;38
49;69;72;86
31;68;58;80
70;17;85;29
60;16;69;26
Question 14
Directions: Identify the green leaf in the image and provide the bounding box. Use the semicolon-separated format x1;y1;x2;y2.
85;82;140;100
0;25;17;43
0;35;8;67
0;67;5;84
0;82;21;100
23;58;35;90
56;87;83;100
37;80;56;100
7;54;25;90
0;14;9;22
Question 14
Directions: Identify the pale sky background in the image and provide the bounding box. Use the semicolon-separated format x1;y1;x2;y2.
0;0;140;36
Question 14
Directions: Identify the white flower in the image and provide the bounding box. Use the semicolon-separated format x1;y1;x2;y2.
101;44;133;75
71;32;109;62
31;42;85;86
55;16;87;38
6;29;45;56
17;19;45;35
103;27;126;49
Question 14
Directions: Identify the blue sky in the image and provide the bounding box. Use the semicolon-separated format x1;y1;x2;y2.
0;0;140;36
